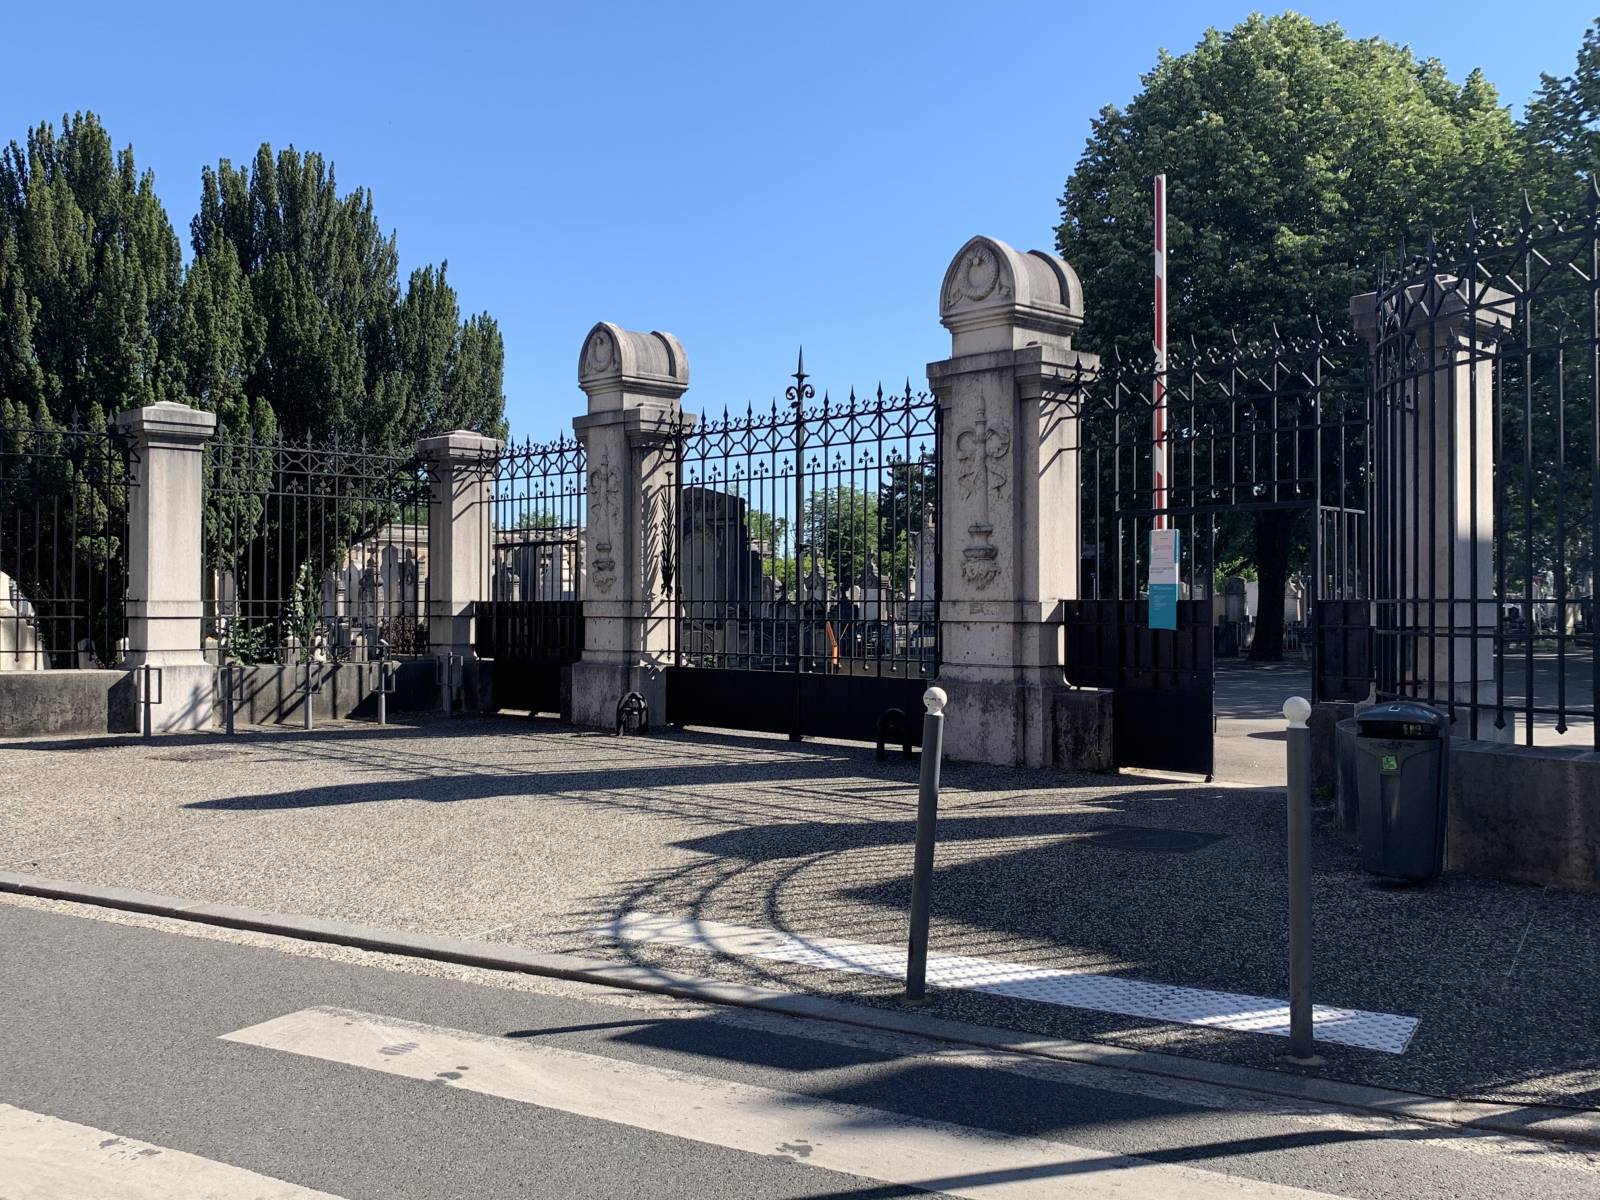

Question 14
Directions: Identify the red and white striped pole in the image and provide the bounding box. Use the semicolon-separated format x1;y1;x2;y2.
1153;173;1168;530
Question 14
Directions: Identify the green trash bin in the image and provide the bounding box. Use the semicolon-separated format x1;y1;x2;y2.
1352;701;1450;882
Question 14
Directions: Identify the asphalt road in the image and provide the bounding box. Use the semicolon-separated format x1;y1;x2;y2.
3;895;1598;1199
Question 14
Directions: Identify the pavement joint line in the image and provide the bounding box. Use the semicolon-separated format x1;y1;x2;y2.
3;868;1598;1152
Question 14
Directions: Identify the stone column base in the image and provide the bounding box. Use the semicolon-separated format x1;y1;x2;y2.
936;678;1113;771
125;660;217;733
571;660;665;731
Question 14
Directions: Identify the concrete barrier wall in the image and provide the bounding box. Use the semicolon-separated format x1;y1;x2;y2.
1447;742;1600;893
220;661;439;725
0;671;139;736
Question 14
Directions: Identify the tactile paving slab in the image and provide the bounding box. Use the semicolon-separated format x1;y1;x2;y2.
603;912;1419;1055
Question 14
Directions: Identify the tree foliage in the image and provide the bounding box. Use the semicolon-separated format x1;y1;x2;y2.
190;144;505;446
0;113;507;656
0;114;506;447
0;114;184;426
1054;14;1528;657
1523;18;1600;209
1057;13;1524;357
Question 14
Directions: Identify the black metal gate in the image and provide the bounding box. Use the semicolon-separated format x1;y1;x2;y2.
475;435;586;717
1063;331;1369;775
664;357;940;743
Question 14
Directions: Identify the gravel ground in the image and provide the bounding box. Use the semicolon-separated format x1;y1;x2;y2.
3;714;1597;1109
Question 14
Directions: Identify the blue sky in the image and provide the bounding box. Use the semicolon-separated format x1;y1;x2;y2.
1;2;1592;439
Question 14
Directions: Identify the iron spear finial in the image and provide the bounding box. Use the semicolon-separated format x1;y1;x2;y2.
785;347;815;407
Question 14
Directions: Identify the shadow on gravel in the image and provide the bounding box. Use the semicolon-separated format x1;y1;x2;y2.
593;780;1600;1111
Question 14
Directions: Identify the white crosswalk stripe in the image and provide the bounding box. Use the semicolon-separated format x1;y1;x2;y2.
601;911;1420;1054
224;1005;1351;1199
0;1102;347;1200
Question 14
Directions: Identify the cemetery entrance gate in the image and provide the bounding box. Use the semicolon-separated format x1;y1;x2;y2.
475;436;587;718
1062;332;1370;775
664;360;940;743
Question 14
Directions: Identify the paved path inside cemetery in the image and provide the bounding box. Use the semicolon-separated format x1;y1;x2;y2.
1213;659;1311;785
3;716;1598;1113
6;895;1600;1200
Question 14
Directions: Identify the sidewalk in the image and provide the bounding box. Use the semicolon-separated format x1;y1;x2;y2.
2;716;1596;1109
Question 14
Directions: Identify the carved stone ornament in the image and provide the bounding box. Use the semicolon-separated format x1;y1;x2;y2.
955;412;1010;503
954;404;1010;591
588;450;621;592
591;543;616;593
961;522;1001;588
942;243;1013;311
583;327;617;377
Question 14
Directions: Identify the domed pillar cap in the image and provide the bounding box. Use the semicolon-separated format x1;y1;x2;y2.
939;236;1084;354
578;322;690;402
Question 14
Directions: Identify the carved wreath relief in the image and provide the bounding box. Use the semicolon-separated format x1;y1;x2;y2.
589;450;620;594
954;405;1011;590
942;243;1013;312
582;327;616;378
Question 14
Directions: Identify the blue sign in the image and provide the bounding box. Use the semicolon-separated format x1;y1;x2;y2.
1148;529;1179;631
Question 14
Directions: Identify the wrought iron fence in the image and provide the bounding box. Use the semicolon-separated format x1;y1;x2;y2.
1371;195;1600;747
1072;329;1369;608
669;358;940;681
0;413;134;668
202;433;432;664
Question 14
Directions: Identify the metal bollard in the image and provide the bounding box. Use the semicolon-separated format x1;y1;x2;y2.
376;639;391;727
904;686;948;1003
303;661;315;731
140;664;163;739
1283;695;1317;1062
222;662;235;736
437;653;463;718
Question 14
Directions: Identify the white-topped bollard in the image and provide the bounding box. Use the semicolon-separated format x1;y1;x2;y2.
905;686;949;1003
1283;695;1317;1062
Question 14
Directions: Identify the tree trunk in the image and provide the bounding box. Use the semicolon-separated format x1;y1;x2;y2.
1249;509;1292;661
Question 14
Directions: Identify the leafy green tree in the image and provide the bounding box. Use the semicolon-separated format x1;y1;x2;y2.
0;115;509;657
1056;13;1525;657
804;484;879;594
189;145;507;447
1523;18;1600;208
0;113;184;423
0;114;182;658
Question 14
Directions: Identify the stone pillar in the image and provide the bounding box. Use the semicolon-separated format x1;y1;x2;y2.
418;430;501;707
1353;276;1510;739
570;321;691;728
116;399;218;731
927;236;1106;767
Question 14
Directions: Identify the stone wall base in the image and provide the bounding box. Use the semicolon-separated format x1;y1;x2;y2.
0;670;138;737
936;678;1113;771
437;658;494;717
1447;742;1600;892
1051;687;1115;772
571;660;664;731
133;661;217;733
219;661;439;725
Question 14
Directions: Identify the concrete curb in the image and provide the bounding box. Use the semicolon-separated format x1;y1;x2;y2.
4;869;1598;1150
